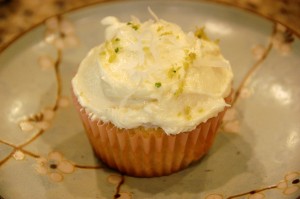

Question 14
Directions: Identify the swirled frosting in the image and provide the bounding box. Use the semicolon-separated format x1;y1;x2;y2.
72;16;233;135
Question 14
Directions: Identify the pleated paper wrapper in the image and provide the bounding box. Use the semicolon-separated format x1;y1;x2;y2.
73;94;230;177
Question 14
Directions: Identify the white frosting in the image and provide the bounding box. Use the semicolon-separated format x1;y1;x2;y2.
72;16;233;135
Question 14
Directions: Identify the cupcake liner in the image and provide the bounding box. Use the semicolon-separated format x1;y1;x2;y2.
73;93;230;177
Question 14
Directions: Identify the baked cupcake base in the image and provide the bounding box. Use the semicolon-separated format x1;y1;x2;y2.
73;94;230;177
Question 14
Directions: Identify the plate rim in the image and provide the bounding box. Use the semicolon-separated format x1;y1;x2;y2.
0;0;299;53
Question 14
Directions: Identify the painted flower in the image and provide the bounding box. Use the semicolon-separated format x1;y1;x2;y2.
38;55;55;70
222;108;240;133
252;44;266;61
277;172;300;195
44;16;79;49
19;107;55;132
34;151;75;182
271;23;294;56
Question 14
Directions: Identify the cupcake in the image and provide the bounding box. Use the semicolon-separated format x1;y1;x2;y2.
72;15;233;177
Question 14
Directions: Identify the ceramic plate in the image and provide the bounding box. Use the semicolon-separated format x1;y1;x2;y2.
0;0;299;198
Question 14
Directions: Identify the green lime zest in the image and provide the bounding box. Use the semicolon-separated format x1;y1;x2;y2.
195;27;210;40
155;82;162;88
